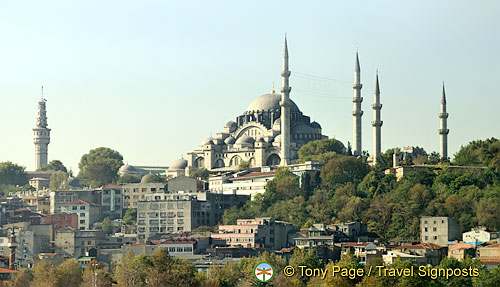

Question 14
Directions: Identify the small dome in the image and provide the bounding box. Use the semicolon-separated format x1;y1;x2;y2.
256;136;265;142
246;93;300;112
119;164;136;173
224;136;236;144
169;158;188;171
310;121;321;129
68;177;80;188
201;137;214;145
235;135;255;145
225;121;236;128
141;174;157;183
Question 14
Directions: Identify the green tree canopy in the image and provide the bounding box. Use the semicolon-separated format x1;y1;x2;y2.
189;168;210;180
0;161;28;186
77;147;124;188
117;174;141;184
37;160;67;172
320;156;370;189
122;208;137;225
454;137;499;166
298;138;345;163
49;171;69;190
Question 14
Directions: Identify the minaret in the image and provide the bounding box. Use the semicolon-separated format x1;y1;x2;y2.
371;71;383;164
438;83;449;159
352;50;363;156
280;36;291;166
7;229;17;270
33;86;51;170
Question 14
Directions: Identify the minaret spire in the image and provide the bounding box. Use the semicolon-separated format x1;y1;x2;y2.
33;88;51;169
280;35;291;166
371;71;383;164
352;50;363;156
438;82;449;160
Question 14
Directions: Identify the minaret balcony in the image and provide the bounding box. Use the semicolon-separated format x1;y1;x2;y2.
372;103;382;109
438;112;449;118
352;83;363;89
438;129;449;135
371;121;383;127
352;97;363;103
352;110;364;116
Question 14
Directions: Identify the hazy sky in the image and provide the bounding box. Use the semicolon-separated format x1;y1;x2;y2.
1;0;499;172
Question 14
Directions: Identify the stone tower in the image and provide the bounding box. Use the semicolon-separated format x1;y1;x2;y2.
438;83;449;159
371;72;383;164
280;36;291;166
8;229;17;270
352;51;363;156
33;87;51;170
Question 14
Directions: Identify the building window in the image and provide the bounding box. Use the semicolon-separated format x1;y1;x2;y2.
138;220;145;225
433;236;437;240
80;213;85;217
424;227;428;232
177;247;183;252
139;213;146;218
177;203;184;209
80;206;86;210
177;227;184;231
177;212;184;217
80;220;85;224
72;206;77;210
177;219;184;224
184;247;192;252
433;227;437;232
169;247;175;252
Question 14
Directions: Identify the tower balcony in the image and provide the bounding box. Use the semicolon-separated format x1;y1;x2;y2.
372;103;382;109
352;110;364;116
438;129;449;135
352;97;363;103
352;83;363;89
438;112;449;119
371;121;383;127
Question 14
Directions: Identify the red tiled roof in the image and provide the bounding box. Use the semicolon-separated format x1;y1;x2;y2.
0;268;17;273
483;243;500;248
160;241;196;245
395;243;442;250
449;243;474;250
232;171;276;180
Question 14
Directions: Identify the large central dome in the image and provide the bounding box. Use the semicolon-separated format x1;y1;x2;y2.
246;93;300;112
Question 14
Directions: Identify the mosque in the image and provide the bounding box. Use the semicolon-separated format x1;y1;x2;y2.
184;38;334;173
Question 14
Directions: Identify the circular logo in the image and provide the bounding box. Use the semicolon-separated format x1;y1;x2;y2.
254;262;274;282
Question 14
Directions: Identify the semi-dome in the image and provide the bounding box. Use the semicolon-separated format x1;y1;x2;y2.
201;137;214;145
246;93;300;112
169;158;188;171
224;136;236;144
274;133;282;142
235;135;255;145
310;121;321;129
256;136;265;142
272;119;281;131
292;123;316;133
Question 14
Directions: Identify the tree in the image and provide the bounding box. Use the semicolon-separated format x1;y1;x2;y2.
11;269;34;287
189;168;210;180
77;147;124;187
0;162;28;186
237;160;251;171
55;259;82;287
147;248;199;287
320;156;370;190
31;260;57;287
81;260;112;287
122;208;137;225
117;174;141;184
101;217;112;234
115;250;151;287
37;160;67;172
205;262;242;287
49;171;69;190
298;138;345;163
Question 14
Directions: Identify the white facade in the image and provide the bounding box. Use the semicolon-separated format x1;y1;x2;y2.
463;227;499;245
